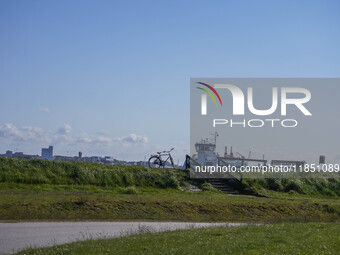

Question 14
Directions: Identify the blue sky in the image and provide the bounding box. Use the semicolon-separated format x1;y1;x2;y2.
1;0;339;161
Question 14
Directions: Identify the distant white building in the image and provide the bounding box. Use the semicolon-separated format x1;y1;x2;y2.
41;146;53;160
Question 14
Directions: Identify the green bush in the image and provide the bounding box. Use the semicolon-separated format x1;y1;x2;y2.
288;190;298;195
266;178;283;191
200;182;217;192
284;179;304;193
123;186;138;194
240;177;340;197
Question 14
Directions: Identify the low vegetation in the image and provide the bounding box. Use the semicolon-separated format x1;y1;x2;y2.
241;178;340;197
16;223;340;255
0;157;183;189
1;157;339;197
0;158;339;222
0;187;339;222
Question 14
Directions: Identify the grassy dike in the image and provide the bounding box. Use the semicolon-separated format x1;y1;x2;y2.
0;157;339;222
16;223;340;255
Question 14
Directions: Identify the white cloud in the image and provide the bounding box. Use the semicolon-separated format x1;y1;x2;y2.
0;124;189;164
0;123;22;139
22;126;46;141
57;124;72;135
0;123;154;160
118;133;148;144
75;135;112;145
0;123;46;142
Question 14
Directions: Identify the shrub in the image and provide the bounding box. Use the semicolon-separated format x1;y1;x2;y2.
201;182;217;192
288;190;298;195
266;178;283;191
284;179;304;194
164;175;180;189
124;186;138;194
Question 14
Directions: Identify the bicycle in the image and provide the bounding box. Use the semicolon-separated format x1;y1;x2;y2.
148;148;175;168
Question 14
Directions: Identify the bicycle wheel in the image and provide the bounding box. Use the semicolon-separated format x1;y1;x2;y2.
170;156;175;168
148;156;161;168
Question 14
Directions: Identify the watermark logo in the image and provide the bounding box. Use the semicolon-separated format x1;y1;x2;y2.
196;82;222;115
191;78;339;179
198;83;312;116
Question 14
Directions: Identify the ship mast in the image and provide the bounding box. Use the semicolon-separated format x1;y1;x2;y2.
212;131;218;145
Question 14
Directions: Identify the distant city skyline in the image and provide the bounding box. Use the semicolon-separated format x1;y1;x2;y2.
1;0;340;163
1;145;159;166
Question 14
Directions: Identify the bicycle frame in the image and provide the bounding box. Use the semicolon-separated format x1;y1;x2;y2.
158;153;172;166
149;148;174;168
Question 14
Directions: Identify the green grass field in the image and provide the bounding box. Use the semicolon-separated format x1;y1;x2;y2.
0;157;185;189
1;157;339;197
16;222;340;255
0;184;339;222
1;158;339;254
0;158;339;222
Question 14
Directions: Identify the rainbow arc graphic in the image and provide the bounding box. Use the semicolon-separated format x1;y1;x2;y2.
196;82;222;106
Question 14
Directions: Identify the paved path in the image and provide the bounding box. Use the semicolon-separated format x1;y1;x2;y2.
0;222;246;254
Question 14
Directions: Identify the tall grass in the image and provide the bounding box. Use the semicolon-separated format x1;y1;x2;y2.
0;157;339;196
0;157;181;189
241;177;340;196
